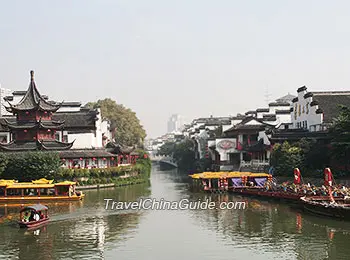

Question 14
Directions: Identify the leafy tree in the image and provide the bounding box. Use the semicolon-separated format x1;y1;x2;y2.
0;152;61;181
270;141;303;176
173;139;196;170
329;105;350;171
86;98;146;146
158;142;176;156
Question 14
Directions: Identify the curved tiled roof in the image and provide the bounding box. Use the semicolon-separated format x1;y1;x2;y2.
6;71;62;113
312;92;350;123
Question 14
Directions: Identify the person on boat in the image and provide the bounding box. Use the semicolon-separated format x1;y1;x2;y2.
22;212;30;223
34;213;40;221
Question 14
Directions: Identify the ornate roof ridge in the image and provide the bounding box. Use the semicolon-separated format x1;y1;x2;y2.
7;71;63;113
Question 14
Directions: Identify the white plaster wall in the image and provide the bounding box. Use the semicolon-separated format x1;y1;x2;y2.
258;131;270;145
275;113;291;124
57;106;81;112
222;124;233;132
291;90;323;130
94;108;103;148
68;133;95;149
101;120;112;141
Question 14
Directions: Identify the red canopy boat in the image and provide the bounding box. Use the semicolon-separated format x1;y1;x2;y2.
18;204;49;228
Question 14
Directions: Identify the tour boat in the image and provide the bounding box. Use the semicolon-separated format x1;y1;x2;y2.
0;178;84;204
18;204;50;228
189;171;272;193
189;168;349;202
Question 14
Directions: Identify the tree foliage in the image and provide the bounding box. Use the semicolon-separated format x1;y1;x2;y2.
270;139;331;177
158;142;176;156
86;98;146;146
0;152;62;181
270;141;303;176
158;139;196;170
329;105;350;170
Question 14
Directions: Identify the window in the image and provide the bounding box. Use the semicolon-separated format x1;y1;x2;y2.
63;135;68;143
55;133;60;141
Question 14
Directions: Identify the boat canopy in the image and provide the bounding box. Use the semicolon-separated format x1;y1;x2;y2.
189;172;271;179
0;179;75;188
6;183;55;189
55;181;76;186
20;204;48;213
32;178;54;184
0;180;17;186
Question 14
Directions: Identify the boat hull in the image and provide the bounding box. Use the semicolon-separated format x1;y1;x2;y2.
231;188;302;201
301;197;350;220
18;218;50;229
0;194;84;204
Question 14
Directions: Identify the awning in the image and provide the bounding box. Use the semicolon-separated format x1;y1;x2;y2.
20;204;48;212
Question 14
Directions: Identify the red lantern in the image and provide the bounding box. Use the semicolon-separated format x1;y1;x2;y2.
80;158;83;160
144;154;148;158
62;158;66;161
93;157;96;161
111;157;115;160
44;111;47;114
24;129;27;133
103;157;106;160
25;111;29;115
47;129;51;132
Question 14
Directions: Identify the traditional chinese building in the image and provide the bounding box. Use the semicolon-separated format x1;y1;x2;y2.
0;71;74;151
269;86;350;144
0;71;137;169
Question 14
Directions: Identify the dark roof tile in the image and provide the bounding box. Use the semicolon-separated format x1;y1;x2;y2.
312;92;350;123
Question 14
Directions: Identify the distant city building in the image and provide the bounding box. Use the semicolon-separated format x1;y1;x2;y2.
0;86;13;116
167;114;185;133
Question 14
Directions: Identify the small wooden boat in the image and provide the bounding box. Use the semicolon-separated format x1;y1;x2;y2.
18;204;50;228
301;196;350;220
301;179;350;220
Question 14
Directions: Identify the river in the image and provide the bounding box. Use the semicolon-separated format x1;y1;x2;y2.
1;165;350;259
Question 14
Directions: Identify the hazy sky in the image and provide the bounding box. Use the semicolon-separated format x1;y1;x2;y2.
1;0;350;138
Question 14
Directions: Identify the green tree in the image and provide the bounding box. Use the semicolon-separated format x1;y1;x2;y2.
1;152;61;181
86;98;146;146
158;142;176;156
329;105;350;171
173;139;196;170
270;141;303;176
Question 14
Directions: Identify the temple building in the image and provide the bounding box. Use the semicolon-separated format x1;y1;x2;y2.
0;71;74;151
0;71;137;169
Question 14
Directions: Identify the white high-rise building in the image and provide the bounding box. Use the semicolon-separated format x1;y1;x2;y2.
167;114;185;133
0;86;13;116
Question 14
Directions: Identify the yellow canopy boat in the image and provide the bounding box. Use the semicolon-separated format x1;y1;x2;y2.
0;179;84;203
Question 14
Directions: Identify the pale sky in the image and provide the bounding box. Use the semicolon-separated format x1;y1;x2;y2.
1;0;350;138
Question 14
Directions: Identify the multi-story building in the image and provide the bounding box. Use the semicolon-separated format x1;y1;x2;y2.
0;87;13;116
167;114;185;133
0;71;120;169
270;86;350;144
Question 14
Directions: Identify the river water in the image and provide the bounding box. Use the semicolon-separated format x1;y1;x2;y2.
1;165;350;259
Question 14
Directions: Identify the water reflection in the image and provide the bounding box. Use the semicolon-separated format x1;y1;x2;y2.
187;192;350;260
0;182;151;260
1;166;350;259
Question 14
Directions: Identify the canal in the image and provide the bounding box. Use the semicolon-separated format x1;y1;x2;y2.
1;165;350;259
